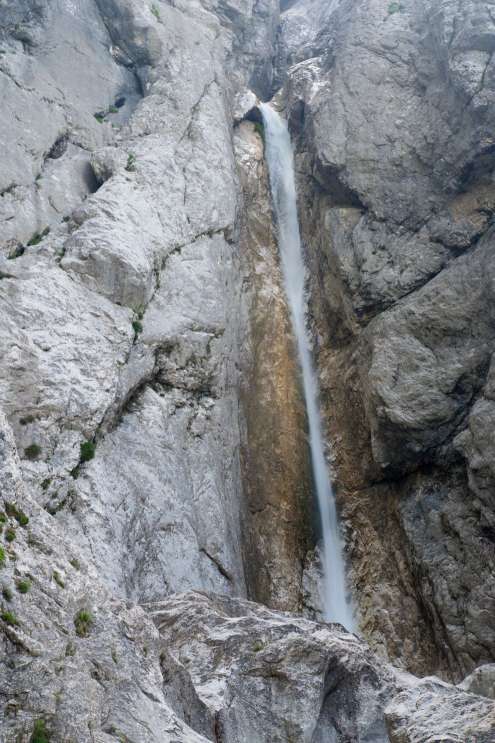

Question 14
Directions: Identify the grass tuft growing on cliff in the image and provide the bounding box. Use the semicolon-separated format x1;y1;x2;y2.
74;609;93;637
53;570;65;588
1;609;19;626
388;2;402;13
24;443;41;460
80;440;96;463
30;719;50;743
126;153;137;172
0;546;5;568
27;227;50;247
16;578;31;594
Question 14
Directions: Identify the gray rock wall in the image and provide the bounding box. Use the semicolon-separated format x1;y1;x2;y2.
277;0;495;679
0;0;286;609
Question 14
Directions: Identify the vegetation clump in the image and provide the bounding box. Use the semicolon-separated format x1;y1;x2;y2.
27;227;50;246
1;609;19;626
5;528;16;543
30;719;50;743
53;570;65;588
80;440;96;463
125;152;137;172
151;4;160;20
2;586;12;601
132;319;143;337
71;440;96;478
24;443;41;460
388;2;402;13
74;609;93;637
0;546;5;568
16;578;31;594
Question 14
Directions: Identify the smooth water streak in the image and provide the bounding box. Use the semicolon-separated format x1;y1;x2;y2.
260;103;355;630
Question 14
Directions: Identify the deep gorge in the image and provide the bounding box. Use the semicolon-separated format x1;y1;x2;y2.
0;1;495;741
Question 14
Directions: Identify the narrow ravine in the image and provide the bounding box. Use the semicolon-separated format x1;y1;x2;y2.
261;103;354;630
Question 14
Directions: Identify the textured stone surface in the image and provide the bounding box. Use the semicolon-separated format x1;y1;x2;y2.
234;120;313;612
386;677;495;743
0;0;291;611
0;412;209;743
2;0;495;739
278;0;495;679
151;591;403;743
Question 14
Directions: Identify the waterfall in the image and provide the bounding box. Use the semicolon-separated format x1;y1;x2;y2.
260;103;355;631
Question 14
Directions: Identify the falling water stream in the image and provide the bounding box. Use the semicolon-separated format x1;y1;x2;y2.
261;103;355;630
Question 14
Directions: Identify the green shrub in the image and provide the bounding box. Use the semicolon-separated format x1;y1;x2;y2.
41;478;51;491
151;4;160;20
53;570;65;588
94;113;105;123
125;153;136;172
5;528;16;543
30;719;50;743
16;578;31;594
2;586;12;601
14;510;29;527
80;440;96;463
108;105;118;114
388;2;402;12
74;609;93;637
69;558;80;571
27;227;50;247
0;546;5;567
0;512;6;524
24;444;41;460
132;319;143;336
1;610;19;626
4;502;16;517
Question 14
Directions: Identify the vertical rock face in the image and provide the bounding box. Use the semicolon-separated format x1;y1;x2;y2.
0;0;297;608
2;0;495;740
234;121;313;612
277;0;495;679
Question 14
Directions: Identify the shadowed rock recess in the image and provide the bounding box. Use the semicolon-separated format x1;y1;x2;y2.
0;1;494;741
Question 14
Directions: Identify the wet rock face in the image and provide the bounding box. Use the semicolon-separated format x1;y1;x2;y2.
234;121;313;613
278;0;495;679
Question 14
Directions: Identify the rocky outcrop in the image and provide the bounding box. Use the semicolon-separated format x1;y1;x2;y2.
0;412;208;742
277;0;495;679
150;592;495;743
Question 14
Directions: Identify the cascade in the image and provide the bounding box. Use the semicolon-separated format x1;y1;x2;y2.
261;103;355;630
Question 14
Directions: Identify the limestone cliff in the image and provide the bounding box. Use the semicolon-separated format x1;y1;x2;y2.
277;0;495;680
0;0;495;741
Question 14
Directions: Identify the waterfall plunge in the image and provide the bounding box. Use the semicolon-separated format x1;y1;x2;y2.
261;103;355;630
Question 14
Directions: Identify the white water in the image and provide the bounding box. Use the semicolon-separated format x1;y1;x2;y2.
261;103;355;630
